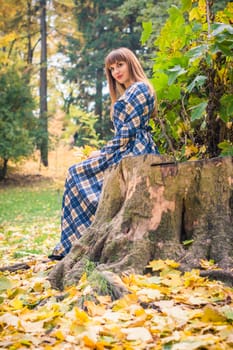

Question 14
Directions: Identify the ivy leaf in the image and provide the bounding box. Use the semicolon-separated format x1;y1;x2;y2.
181;0;192;12
211;41;233;56
141;21;152;45
167;65;187;85
187;75;207;93
211;23;233;37
190;101;208;121
218;141;233;156
166;85;181;101
151;73;169;99
219;95;233;122
186;45;208;62
189;7;201;21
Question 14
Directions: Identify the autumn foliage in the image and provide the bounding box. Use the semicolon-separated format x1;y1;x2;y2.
0;255;233;349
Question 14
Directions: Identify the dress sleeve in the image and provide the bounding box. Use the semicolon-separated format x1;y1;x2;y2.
100;87;148;156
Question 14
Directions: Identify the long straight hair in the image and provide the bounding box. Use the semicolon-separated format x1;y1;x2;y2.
105;47;157;118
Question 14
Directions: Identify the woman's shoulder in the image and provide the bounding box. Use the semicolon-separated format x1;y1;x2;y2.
126;81;150;96
118;82;151;103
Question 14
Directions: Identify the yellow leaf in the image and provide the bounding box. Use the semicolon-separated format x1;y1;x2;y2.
199;145;206;153
165;259;180;269
161;273;183;288
183;269;206;288
33;282;44;293
83;145;97;157
96;295;111;305
189;7;201;21
216;3;233;23
79;272;87;284
198;0;206;14
188;156;198;161
10;297;24;309
53;330;65;341
95;343;105;350
184;144;198;157
121;273;137;287
82;335;96;348
147;259;167;271
135;308;147;317
74;306;90;324
84;300;106;317
201;305;227;323
147;259;180;274
112;293;138;311
199;259;218;270
99;325;125;341
0;33;18;47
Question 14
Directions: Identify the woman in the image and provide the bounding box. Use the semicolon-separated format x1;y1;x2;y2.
49;47;159;260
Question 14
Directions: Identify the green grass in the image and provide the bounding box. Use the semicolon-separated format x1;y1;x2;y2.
0;186;62;224
0;183;63;259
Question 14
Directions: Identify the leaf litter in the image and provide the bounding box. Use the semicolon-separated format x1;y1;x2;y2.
0;225;233;349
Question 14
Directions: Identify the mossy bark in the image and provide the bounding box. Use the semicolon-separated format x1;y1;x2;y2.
48;155;233;290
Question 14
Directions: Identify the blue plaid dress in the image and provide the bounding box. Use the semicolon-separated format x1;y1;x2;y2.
51;82;159;258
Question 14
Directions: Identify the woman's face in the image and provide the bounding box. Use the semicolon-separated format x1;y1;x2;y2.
109;61;133;88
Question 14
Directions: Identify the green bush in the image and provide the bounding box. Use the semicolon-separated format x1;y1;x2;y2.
0;65;38;179
63;105;103;148
142;0;233;159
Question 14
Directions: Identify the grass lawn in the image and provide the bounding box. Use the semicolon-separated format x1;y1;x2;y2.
0;185;62;224
0;181;62;261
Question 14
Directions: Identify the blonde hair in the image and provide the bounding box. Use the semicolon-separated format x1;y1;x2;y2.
105;47;157;117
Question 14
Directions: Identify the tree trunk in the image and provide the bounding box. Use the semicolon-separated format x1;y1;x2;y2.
39;0;48;166
48;155;233;291
95;67;103;138
26;0;33;65
0;159;8;181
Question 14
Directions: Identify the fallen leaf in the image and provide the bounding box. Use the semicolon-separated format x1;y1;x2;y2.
201;304;227;323
0;276;13;291
122;327;153;342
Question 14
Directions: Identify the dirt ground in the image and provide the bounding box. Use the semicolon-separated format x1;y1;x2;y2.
1;143;86;189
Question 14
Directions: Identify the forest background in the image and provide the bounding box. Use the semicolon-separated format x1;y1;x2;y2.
0;0;232;180
0;1;233;349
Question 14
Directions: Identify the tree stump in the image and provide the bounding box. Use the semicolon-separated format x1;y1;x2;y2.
48;155;233;291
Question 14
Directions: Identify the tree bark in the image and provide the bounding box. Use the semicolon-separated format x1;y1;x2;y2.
39;0;48;166
48;155;233;291
0;159;8;181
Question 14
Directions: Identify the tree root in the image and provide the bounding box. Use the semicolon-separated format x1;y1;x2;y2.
199;270;233;287
0;262;31;272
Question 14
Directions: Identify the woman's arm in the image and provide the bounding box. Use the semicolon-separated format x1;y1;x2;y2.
101;87;148;155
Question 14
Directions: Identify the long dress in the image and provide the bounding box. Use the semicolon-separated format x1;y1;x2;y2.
51;81;159;258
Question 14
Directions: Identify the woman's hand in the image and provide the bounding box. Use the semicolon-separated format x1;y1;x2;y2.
88;150;101;158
